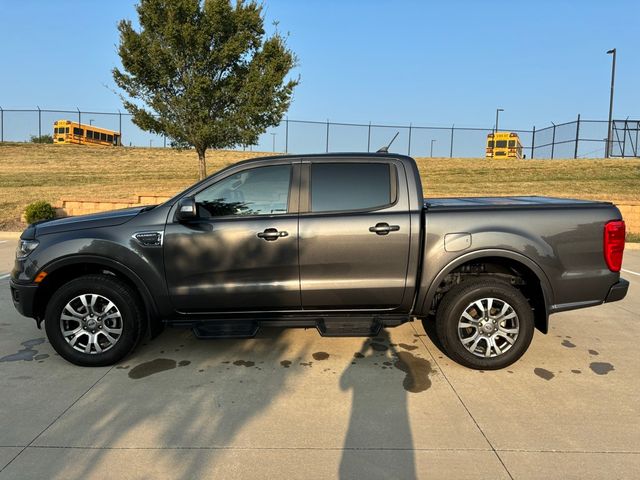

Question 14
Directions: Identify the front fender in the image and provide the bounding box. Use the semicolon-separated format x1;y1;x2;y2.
17;232;172;326
40;253;164;318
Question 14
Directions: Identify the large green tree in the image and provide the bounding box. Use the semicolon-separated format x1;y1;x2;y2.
113;0;298;179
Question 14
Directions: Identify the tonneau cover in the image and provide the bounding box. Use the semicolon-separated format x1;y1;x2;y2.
424;196;612;210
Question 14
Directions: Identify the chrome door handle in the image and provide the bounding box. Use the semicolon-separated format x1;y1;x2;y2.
257;228;288;241
369;222;400;235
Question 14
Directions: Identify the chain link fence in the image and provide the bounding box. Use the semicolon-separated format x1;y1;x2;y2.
530;117;639;159
0;107;637;158
611;119;640;157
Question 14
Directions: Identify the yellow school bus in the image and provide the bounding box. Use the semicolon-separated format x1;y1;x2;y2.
486;132;523;159
53;120;121;146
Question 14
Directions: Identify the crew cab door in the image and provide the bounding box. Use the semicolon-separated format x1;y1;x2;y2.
163;161;301;312
298;158;411;310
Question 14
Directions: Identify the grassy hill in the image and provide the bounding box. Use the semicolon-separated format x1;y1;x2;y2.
1;142;639;230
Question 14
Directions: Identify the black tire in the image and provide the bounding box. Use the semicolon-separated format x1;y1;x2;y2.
44;274;143;367
433;278;534;370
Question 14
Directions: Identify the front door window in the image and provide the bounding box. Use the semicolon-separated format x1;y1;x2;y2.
194;165;291;217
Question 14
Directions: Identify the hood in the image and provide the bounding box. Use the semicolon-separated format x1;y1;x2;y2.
34;207;145;236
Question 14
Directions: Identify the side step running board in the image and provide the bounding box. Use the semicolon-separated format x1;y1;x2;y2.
316;316;408;337
192;321;259;339
317;318;381;337
175;315;411;339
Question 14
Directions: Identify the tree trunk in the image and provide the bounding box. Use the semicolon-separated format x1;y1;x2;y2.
197;148;207;180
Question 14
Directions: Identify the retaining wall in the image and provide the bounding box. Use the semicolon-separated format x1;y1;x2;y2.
54;194;171;217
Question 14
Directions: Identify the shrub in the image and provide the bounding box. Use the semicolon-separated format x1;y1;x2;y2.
30;134;54;144
24;201;56;224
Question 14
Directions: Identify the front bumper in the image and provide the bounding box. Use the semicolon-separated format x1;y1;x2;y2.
9;280;39;318
604;278;629;303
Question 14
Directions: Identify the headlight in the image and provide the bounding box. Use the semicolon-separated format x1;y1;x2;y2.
16;239;39;259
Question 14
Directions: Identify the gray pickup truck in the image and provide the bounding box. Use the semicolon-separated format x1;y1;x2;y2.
10;153;628;369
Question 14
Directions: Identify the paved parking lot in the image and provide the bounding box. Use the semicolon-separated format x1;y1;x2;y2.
0;234;638;479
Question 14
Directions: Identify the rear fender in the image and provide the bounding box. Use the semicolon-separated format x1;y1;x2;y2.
420;249;553;333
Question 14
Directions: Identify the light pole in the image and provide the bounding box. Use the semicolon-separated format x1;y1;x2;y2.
495;108;504;134
271;132;277;152
89;119;94;126
605;48;616;158
430;139;436;157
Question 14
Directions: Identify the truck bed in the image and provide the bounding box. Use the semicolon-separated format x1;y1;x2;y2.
424;196;613;211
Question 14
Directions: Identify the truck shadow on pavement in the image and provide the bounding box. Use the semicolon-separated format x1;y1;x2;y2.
22;324;434;479
36;326;310;479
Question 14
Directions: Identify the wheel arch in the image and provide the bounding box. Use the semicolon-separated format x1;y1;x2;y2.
420;249;553;333
33;254;162;337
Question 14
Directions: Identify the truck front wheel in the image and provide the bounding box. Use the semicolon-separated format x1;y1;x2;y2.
433;278;534;370
44;274;144;367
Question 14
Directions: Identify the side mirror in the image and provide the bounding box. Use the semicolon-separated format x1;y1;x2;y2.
176;197;197;221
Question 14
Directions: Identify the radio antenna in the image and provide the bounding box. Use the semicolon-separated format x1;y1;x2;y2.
376;131;399;153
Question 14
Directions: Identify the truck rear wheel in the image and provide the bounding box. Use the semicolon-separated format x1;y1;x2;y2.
433;278;534;370
44;274;143;367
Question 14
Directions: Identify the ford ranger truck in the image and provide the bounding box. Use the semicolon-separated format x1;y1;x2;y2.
10;153;629;369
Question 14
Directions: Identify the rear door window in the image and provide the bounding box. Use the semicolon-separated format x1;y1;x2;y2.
310;163;393;213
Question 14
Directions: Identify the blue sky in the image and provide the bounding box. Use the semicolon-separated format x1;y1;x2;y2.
1;0;638;153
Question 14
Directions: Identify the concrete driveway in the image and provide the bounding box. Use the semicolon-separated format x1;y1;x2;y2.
0;237;638;479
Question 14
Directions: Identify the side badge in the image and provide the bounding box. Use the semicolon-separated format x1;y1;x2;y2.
133;231;164;247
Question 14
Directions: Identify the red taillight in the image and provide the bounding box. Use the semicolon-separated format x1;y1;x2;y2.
604;220;625;272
